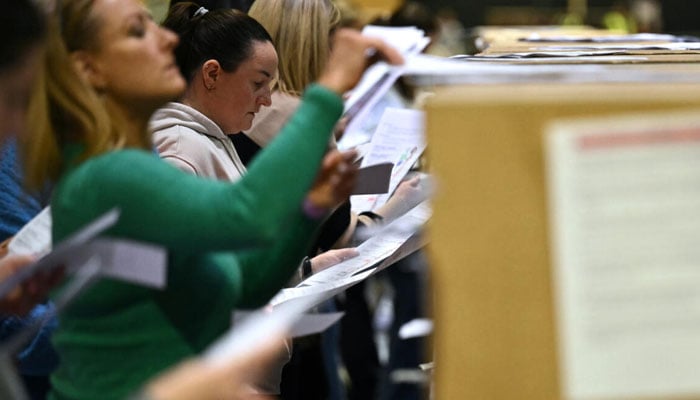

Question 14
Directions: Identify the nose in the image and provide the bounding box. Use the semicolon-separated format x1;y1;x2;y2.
159;25;179;50
258;87;272;107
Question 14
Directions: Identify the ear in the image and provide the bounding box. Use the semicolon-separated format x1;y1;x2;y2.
201;59;221;90
71;50;108;91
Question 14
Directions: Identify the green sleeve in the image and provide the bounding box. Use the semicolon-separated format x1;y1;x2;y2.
53;85;343;254
235;211;319;307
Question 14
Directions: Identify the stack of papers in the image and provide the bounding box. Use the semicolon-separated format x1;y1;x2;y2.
350;108;426;213
340;25;430;149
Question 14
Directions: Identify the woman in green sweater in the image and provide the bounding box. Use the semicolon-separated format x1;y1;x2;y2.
21;0;402;399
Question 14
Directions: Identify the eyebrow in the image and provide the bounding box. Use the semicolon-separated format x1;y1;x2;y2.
257;70;272;78
123;9;152;27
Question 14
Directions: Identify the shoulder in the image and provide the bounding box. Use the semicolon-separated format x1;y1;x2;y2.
272;91;302;114
154;124;214;156
61;149;167;189
52;150;173;238
246;92;301;147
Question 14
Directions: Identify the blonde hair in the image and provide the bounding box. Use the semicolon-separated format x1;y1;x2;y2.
249;0;339;96
22;1;139;189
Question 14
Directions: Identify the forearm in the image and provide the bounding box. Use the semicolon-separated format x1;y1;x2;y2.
239;85;343;229
235;213;321;308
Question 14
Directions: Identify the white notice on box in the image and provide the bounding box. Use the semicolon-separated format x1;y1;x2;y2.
546;110;700;400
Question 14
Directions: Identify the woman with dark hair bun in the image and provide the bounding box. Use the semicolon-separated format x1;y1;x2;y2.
152;3;361;394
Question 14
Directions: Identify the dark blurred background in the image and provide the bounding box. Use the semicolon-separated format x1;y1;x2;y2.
415;0;699;35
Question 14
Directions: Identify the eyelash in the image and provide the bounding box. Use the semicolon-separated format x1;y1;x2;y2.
128;25;146;37
128;15;152;38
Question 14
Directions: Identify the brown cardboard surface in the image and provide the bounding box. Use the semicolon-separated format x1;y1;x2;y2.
425;82;700;400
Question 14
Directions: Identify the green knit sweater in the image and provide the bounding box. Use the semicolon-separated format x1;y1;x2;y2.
48;85;342;400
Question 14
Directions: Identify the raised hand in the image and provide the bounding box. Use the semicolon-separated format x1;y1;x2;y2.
317;28;404;95
304;149;358;217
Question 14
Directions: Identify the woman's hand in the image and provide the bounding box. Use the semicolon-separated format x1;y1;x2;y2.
309;248;359;274
0;254;63;316
304;149;358;217
317;29;404;95
375;175;431;223
144;331;287;400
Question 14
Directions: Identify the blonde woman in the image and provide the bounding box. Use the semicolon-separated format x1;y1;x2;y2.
247;1;426;399
21;0;402;398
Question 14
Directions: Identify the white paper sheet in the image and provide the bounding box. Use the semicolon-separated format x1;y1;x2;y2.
522;33;683;43
361;25;429;54
271;202;431;308
205;292;326;367
351;108;426;213
90;239;167;289
453;54;650;63
399;54;700;86
233;310;344;338
341;26;429;149
546;109;700;399
398;318;434;339
7;207;52;257
338;86;408;150
541;42;700;51
0;209;168;294
0;209;119;299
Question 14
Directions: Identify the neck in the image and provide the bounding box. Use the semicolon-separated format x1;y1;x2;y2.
180;84;208;115
104;97;153;149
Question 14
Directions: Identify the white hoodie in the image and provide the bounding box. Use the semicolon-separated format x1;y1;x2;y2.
150;102;247;181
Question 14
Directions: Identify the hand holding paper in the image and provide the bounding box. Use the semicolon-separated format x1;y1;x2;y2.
144;335;284;400
306;149;358;214
318;28;404;96
0;254;63;316
310;248;360;274
374;175;432;223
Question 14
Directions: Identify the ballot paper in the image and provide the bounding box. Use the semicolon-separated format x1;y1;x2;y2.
398;318;433;339
0;209;168;297
0;209;119;299
451;54;650;64
520;33;685;43
546;109;700;399
341;26;429;148
394;53;700;86
338;86;409;150
270;202;431;307
351;108;426;213
7;207;52;257
89;238;167;289
478;50;633;58
205;292;327;367
232;310;344;338
541;42;700;51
